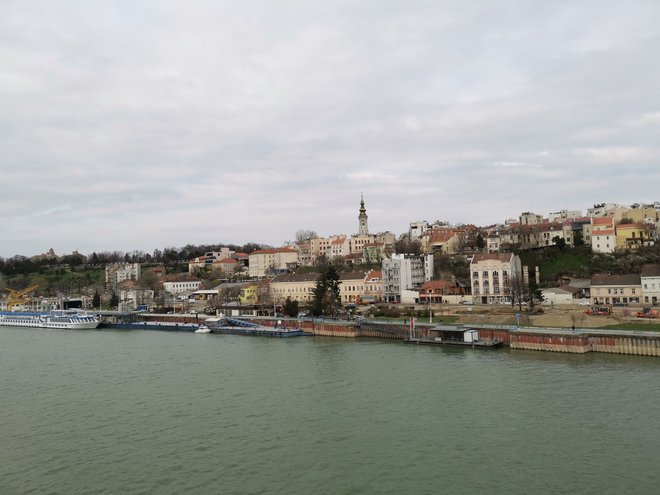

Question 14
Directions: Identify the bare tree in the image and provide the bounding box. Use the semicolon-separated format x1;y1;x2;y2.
509;274;527;311
295;230;318;245
394;235;422;255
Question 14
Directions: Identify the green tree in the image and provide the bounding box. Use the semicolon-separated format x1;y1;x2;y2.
311;265;342;317
92;290;101;309
282;297;299;317
552;235;567;251
476;233;486;251
109;292;119;309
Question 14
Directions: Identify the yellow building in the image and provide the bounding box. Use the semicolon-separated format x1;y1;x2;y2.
238;285;259;305
270;274;318;304
615;223;651;251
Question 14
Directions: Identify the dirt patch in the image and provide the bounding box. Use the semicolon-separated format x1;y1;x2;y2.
455;307;623;329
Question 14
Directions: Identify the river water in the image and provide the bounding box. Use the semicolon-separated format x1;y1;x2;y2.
1;326;658;495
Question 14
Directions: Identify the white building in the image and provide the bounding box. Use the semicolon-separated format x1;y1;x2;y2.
548;210;582;223
163;279;202;294
105;263;141;288
470;253;522;305
541;286;580;305
591;217;616;254
382;254;433;303
641;264;660;306
409;221;429;239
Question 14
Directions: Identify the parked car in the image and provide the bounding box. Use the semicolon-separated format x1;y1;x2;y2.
577;300;591;306
459;300;474;305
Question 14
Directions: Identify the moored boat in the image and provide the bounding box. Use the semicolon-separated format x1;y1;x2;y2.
0;309;100;329
195;324;211;334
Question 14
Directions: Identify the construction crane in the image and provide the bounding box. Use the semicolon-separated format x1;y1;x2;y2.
5;285;39;311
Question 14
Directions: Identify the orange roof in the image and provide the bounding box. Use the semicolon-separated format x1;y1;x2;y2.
420;280;455;290
593;217;614;226
215;258;238;264
617;223;644;229
424;228;458;243
593;229;615;236
250;248;298;255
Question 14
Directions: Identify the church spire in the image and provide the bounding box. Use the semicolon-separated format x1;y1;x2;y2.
358;194;369;236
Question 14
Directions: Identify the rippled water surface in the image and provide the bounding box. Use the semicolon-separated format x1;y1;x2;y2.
1;326;659;494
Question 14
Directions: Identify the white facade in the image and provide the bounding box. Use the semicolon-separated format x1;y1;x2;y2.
592;232;616;253
409;221;429;239
548;210;582;222
641;265;660;306
470;253;522;305
382;254;433;303
541;288;576;305
163;280;202;294
106;263;141;287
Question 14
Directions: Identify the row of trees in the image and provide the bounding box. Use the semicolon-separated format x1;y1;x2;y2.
0;242;268;276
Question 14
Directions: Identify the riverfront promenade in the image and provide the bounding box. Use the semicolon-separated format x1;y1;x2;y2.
96;312;660;357
237;316;660;357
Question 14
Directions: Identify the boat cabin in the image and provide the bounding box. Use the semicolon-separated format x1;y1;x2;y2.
427;325;479;343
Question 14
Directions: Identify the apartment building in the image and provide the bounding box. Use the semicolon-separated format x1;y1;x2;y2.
470;253;522;305
615;223;652;251
105;263;140;288
641;264;660;306
382;254;433;303
591;217;616;253
248;248;299;278
590;274;641;306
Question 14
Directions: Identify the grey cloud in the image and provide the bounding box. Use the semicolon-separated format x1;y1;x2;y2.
1;0;660;256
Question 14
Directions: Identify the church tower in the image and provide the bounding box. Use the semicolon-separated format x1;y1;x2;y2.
358;194;369;236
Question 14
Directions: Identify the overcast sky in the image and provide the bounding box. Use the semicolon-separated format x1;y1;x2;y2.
2;0;659;258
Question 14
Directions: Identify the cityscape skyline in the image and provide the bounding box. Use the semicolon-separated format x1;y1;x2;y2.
2;1;659;257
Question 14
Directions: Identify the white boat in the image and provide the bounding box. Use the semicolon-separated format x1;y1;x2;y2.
195;324;211;334
0;309;100;329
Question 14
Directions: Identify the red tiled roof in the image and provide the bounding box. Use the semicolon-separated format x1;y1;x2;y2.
420;280;455;290
249;248;298;255
592;229;615;236
593;217;614;226
215;258;238;264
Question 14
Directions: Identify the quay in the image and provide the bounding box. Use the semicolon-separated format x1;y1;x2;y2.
95;312;660;356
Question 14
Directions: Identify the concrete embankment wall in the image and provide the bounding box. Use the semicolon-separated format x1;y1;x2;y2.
509;332;591;353
589;334;660;356
248;318;358;337
247;318;660;356
465;325;660;356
